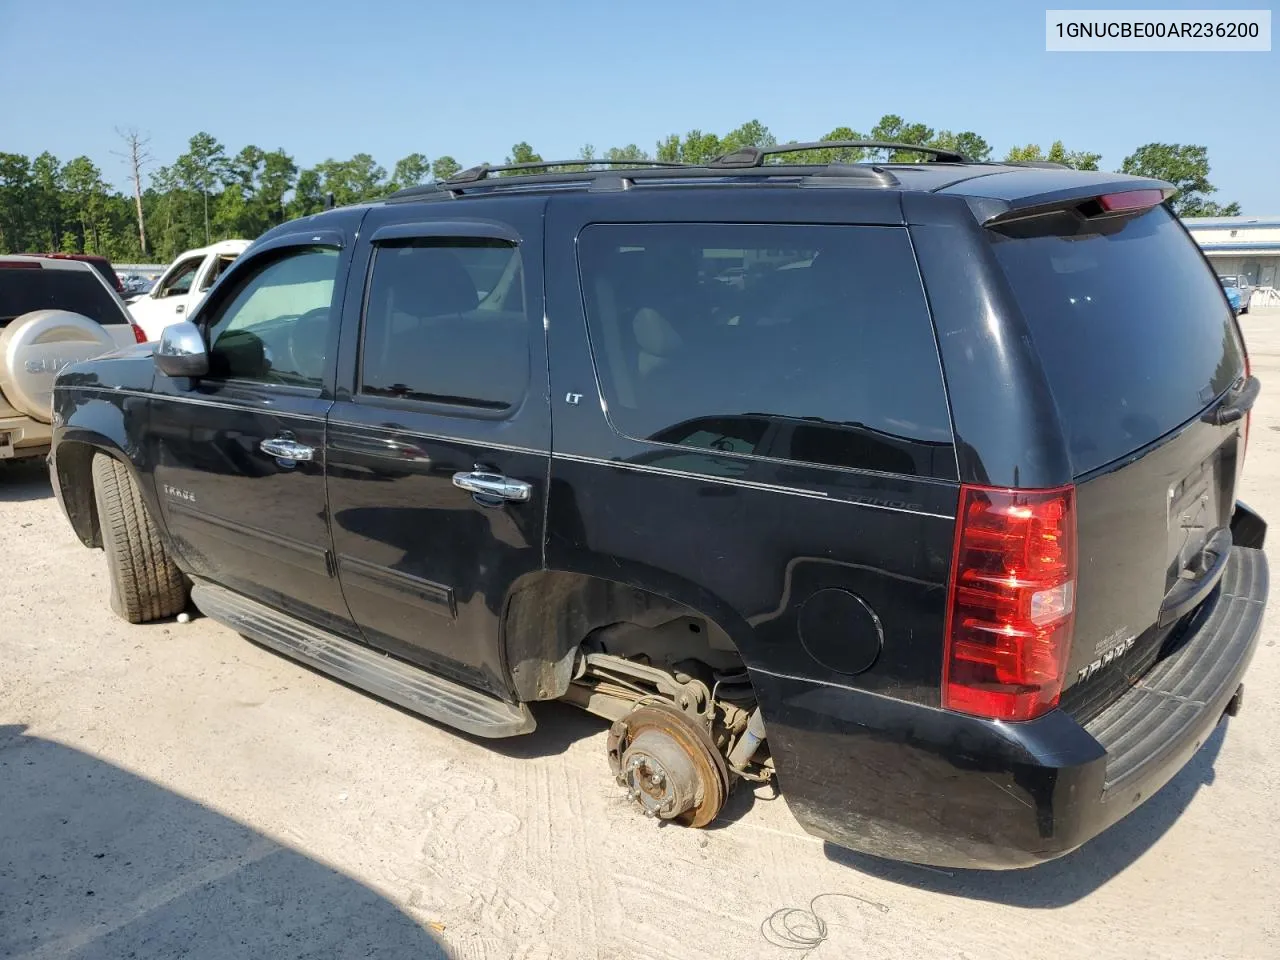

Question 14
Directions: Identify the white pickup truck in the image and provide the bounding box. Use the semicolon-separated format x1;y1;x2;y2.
128;239;250;341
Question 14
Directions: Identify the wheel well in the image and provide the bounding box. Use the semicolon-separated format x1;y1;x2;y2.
502;570;748;702
53;441;102;548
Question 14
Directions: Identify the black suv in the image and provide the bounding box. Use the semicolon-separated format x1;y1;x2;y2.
48;142;1267;869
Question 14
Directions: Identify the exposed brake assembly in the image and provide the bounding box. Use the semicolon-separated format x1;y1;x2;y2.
570;650;774;827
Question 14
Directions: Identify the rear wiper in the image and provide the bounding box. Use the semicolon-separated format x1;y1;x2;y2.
1203;376;1260;426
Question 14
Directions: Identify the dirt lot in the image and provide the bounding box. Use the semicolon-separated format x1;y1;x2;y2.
3;314;1279;960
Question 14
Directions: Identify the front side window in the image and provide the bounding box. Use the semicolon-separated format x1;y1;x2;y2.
205;248;339;386
359;239;528;410
577;223;954;477
157;257;203;298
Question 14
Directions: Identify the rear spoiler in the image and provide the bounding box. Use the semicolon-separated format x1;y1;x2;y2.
949;173;1176;227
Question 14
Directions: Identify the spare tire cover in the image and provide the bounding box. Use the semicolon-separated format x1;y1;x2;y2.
0;310;115;421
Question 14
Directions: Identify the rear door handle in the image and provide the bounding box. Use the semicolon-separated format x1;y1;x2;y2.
175;303;185;314
452;470;531;503
260;435;315;464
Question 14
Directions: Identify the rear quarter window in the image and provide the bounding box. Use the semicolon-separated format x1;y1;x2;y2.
0;268;127;327
577;222;955;478
990;205;1245;475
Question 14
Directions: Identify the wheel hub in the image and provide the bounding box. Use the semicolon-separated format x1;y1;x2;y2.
621;729;702;820
607;705;729;828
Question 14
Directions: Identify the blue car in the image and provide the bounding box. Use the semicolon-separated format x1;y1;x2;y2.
1220;276;1244;314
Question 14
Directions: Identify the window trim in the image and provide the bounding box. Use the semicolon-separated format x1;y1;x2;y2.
369;220;522;246
353;232;530;421
572;220;959;482
196;242;344;393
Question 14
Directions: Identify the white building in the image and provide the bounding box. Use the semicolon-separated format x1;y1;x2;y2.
1183;216;1280;309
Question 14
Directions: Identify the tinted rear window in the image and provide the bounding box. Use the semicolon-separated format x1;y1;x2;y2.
990;206;1244;475
0;268;126;327
578;223;955;478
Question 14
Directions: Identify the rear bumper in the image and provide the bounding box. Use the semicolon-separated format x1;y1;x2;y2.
756;545;1267;869
0;414;52;459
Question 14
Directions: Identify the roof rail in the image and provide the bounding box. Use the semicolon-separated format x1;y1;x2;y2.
384;161;904;204
1004;160;1071;170
444;158;689;185
709;140;969;168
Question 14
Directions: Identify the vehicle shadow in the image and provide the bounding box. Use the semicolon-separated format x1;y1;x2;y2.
0;724;448;959
486;698;610;759
0;460;52;501
826;722;1227;907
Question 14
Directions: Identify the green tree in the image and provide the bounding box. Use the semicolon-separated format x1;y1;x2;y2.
431;155;461;181
312;154;387;204
931;130;992;162
720;120;776;153
288;167;325;219
62;156;112;254
655;134;681;163
30;152;65;251
212;144;264;237
175;132;227;244
1120;142;1239;216
869;115;935;161
1004;140;1101;171
679;130;722;164
256;149;297;228
779;126;865;164
502;142;544;175
604;144;650;163
0;152;35;252
389;152;431;191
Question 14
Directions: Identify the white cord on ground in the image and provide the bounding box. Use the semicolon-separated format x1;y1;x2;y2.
761;891;890;954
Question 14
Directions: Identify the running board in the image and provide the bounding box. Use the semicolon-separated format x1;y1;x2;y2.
190;580;535;738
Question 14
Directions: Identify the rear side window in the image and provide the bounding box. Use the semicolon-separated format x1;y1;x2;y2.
360;240;528;410
990;205;1245;475
0;267;126;327
577;223;955;478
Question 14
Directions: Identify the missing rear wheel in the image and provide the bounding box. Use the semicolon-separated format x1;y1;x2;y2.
607;705;729;828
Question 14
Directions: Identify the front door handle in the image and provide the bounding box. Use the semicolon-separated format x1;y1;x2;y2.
175;303;185;314
452;470;531;503
260;435;315;465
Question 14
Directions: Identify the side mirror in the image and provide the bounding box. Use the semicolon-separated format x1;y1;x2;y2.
154;320;210;378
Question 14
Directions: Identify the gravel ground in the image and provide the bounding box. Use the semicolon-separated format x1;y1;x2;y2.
2;314;1278;960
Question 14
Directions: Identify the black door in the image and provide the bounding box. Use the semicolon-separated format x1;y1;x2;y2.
150;228;359;637
325;200;550;696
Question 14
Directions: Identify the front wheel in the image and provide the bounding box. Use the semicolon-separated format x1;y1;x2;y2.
91;454;188;623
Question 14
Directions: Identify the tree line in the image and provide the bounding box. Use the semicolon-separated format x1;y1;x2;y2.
0;115;1241;265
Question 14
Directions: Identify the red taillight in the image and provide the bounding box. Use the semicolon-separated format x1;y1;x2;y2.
0;260;41;269
943;484;1077;722
131;322;148;344
1096;189;1165;212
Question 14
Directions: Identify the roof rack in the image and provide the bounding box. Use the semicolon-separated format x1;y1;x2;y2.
709;139;969;168
385;161;902;203
444;158;690;185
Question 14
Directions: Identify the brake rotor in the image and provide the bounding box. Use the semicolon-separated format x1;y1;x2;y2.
607;705;730;828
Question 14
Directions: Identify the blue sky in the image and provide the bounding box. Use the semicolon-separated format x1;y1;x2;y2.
1;0;1276;210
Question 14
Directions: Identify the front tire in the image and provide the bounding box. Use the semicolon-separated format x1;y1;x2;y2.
91;454;187;623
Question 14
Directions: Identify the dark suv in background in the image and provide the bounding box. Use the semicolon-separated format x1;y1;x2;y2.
48;142;1266;868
